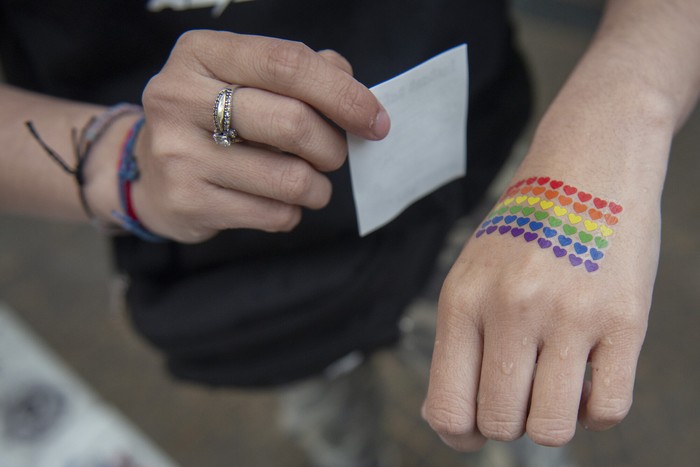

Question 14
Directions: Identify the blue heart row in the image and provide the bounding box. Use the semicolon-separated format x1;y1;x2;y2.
475;224;605;265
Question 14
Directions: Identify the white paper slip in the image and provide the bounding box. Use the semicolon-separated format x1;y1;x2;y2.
348;44;468;236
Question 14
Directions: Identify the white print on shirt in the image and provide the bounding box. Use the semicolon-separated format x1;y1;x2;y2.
147;0;256;17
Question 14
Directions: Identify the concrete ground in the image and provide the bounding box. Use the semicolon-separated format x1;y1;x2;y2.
1;3;699;466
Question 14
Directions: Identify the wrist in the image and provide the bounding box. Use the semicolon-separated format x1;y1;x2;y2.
521;83;673;205
82;112;143;231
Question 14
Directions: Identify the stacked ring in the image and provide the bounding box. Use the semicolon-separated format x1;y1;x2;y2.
213;87;243;146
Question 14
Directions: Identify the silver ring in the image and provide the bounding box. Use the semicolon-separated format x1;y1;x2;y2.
212;87;243;146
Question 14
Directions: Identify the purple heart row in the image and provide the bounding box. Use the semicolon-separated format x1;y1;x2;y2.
475;224;600;273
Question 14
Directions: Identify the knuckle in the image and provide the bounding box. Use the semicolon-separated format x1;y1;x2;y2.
142;73;169;111
323;156;345;173
319;49;353;74
268;204;301;232
336;80;370;118
479;421;523;442
423;396;475;437
174;29;210;53
477;409;525;441
274;99;314;150
323;141;348;172
439;277;469;311
437;283;480;329
261;40;311;86
175;30;198;49
426;412;472;437
601;305;648;335
587;398;631;427
500;279;547;315
527;418;575;447
277;160;314;204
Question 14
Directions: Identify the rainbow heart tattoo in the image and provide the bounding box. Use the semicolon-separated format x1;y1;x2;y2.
475;177;623;272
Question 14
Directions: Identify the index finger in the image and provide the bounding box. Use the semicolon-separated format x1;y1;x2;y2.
173;31;390;140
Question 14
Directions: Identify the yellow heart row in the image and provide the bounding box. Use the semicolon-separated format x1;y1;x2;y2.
572;217;614;236
507;196;554;208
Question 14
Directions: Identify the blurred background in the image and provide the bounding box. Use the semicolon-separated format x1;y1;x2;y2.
1;1;699;466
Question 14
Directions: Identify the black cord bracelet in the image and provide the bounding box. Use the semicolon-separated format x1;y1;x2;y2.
25;103;143;232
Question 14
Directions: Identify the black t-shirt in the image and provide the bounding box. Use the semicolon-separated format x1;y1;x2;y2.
0;0;531;387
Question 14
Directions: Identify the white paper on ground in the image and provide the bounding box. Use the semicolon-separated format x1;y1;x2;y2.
348;44;468;236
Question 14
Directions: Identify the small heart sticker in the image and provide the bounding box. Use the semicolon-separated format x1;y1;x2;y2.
590;248;604;260
604;214;619;225
584;220;598;231
563;185;577;195
553;206;568;217
568;214;582;224
589;209;602;220
593;197;608;209
573;202;587;214
578;232;593;243
600;225;613;237
563;224;577;236
609;202;623;214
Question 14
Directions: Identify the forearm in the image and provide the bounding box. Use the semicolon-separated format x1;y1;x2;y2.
522;0;700;195
0;84;130;223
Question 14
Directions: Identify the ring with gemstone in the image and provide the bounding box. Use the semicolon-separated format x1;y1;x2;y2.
212;87;243;146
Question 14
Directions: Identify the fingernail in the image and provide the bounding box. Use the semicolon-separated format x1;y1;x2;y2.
370;104;390;139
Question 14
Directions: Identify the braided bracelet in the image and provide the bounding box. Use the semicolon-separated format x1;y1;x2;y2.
111;117;168;243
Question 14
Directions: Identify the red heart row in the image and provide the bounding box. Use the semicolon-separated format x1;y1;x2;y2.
505;177;623;215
